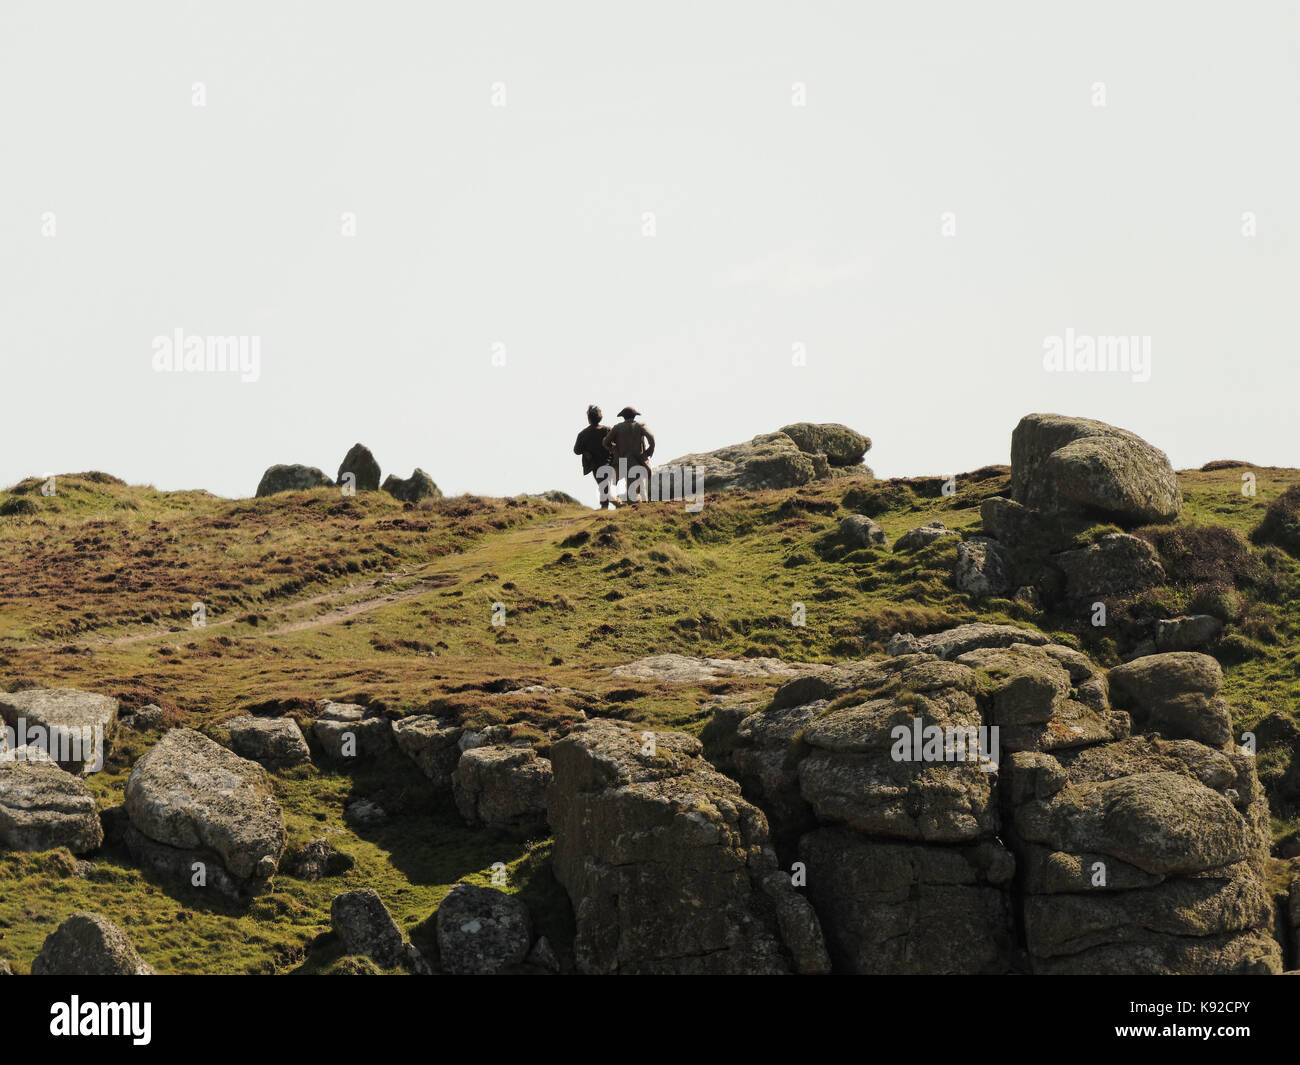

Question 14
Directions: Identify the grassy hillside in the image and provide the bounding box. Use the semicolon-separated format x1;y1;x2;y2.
1;461;1298;972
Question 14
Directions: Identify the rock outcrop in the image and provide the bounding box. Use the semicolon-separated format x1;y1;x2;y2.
337;443;381;492
702;624;1280;974
255;464;333;497
32;913;155;975
657;422;872;497
1009;413;1182;525
382;468;442;503
124;729;286;895
547;719;830;974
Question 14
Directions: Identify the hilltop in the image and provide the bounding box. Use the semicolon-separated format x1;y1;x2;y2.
2;417;1300;974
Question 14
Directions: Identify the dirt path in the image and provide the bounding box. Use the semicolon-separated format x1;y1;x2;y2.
9;513;592;651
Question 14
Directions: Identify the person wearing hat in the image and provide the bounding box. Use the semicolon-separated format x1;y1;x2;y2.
573;404;616;508
603;406;655;504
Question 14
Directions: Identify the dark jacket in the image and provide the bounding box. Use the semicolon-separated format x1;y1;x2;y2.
574;424;611;474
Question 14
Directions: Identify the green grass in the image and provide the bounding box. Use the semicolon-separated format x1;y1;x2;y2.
3;461;1300;971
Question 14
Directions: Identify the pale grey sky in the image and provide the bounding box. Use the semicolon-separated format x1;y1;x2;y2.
3;0;1297;503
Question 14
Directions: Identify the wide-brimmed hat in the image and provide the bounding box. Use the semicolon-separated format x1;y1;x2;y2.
617;406;641;418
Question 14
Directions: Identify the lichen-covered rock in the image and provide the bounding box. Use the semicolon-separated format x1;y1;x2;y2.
0;688;116;773
839;514;888;549
452;745;551;835
1108;653;1232;748
891;623;1050;660
547;719;829;974
435;883;532;974
312;701;394;762
800;829;1015;974
337;443;381;492
610;654;807;684
254;464;332;497
223;714;311;768
1054;533;1165;601
954;538;1012;597
1010;413;1182;525
124;729;285;883
31;912;155;975
0;760;103;853
331;888;429;973
894;521;959;552
778;422;871;467
1155;615;1224;652
382;467;441;502
955;643;1125;754
392;715;463;789
1015;771;1252;876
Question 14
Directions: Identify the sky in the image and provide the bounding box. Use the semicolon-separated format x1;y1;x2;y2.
2;0;1298;504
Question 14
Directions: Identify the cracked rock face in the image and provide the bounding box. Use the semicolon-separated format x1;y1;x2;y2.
698;623;1280;975
546;719;830;975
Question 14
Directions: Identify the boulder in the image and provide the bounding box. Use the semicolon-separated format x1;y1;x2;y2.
1054;533;1165;601
1107;653;1232;748
122;823;248;898
955;644;1122;754
382;467;442;503
839;514;888;549
255;464;333;497
337;443;381;492
0;760;103;853
1009;413;1182;525
0;688;116;773
547;719;830;974
1155;615;1224;652
31;913;155;975
434;884;532;974
660;432;818;495
344;798;388;828
124;729;285;883
331;889;429;973
954;538;1012;597
1015;771;1252;876
609;654;807;684
777;422;871;467
223;714;311;769
452;745;552;835
894;521;959;552
392;715;463;789
286;837;350;881
313;701;394;762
